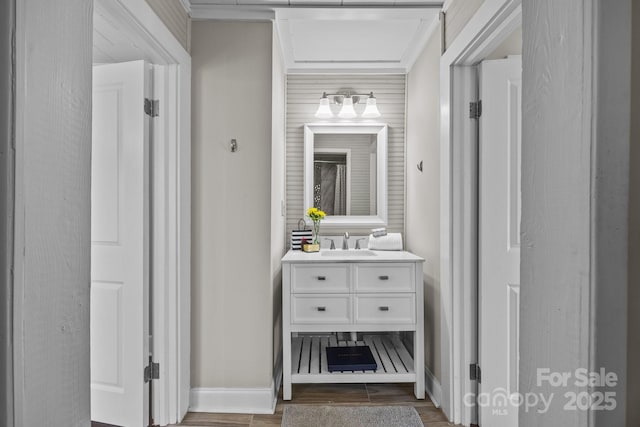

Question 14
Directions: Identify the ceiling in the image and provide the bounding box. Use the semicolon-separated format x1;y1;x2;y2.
188;1;442;73
94;0;173;64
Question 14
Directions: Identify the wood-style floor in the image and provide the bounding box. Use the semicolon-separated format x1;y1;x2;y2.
173;383;458;427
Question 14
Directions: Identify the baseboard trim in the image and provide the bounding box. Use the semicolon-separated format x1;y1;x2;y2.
425;365;442;408
189;386;274;414
272;350;283;410
190;352;283;415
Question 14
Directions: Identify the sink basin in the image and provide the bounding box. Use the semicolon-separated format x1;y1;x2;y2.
320;250;377;257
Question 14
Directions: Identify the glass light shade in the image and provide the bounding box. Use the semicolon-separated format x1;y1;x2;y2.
315;97;333;118
361;97;381;118
338;97;357;119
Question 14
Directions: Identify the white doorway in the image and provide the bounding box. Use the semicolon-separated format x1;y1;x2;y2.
91;60;152;427
438;1;522;424
91;0;192;424
477;55;522;427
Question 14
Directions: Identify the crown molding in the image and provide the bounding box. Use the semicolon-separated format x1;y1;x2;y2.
188;0;443;20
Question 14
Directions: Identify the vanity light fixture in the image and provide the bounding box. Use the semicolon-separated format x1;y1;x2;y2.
314;91;381;119
361;93;381;118
315;93;333;119
338;97;357;119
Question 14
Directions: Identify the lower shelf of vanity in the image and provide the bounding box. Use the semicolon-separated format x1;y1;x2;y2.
290;333;416;383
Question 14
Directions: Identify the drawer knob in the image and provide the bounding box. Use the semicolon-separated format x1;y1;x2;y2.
317;276;326;281
378;275;389;280
379;306;390;311
317;306;326;312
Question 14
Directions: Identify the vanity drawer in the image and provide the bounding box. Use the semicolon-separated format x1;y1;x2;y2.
355;264;415;292
355;294;415;324
291;295;352;324
291;264;350;293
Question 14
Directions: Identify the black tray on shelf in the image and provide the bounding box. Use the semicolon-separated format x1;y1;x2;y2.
326;346;378;372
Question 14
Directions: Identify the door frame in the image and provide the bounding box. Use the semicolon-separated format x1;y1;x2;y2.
438;0;521;424
93;1;191;424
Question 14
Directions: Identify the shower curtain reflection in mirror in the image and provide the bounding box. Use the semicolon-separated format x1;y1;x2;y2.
314;153;349;215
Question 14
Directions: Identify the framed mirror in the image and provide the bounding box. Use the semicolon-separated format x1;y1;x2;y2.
304;123;387;227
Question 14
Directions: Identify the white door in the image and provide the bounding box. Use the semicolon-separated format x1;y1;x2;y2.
91;60;150;427
478;55;522;427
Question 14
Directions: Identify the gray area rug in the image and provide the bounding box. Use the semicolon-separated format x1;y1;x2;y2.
281;405;424;427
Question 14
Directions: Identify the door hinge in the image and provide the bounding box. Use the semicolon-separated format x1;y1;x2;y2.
470;363;482;383
144;361;160;383
144;98;159;117
469;100;482;119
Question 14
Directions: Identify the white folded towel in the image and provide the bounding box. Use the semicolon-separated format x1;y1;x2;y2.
367;232;403;251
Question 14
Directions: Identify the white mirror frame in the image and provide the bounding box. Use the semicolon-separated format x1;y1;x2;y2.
304;123;388;227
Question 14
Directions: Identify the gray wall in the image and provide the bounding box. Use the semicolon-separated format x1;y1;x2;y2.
406;23;442;388
191;21;275;389
521;0;630;425
271;24;287;380
11;0;93;425
0;0;14;423
590;2;631;424
286;74;406;236
628;2;640;425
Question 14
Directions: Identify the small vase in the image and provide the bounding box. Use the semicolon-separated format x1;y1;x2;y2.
313;221;320;245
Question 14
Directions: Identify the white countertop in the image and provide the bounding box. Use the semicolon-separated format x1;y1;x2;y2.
281;249;424;263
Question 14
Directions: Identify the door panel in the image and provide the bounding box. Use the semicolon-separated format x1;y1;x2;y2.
478;55;522;427
91;60;150;427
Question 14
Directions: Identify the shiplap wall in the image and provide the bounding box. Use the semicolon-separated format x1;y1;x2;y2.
13;0;93;425
286;75;406;237
146;0;190;52
0;0;12;422
315;134;375;216
521;0;630;424
443;0;484;50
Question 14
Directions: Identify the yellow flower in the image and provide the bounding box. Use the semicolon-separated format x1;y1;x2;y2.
307;207;326;222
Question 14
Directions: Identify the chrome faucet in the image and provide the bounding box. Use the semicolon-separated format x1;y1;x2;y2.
324;238;336;250
342;232;350;250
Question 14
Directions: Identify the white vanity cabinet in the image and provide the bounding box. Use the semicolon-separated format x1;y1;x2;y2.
281;250;425;400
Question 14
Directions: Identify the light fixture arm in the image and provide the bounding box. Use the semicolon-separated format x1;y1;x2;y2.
322;91;375;105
